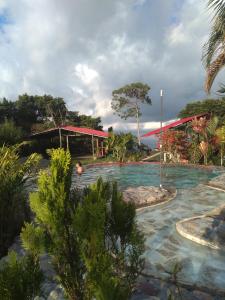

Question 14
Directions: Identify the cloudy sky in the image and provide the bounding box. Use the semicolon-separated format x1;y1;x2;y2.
0;0;222;139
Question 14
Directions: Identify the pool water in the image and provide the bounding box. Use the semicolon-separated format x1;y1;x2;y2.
72;164;225;292
73;164;216;190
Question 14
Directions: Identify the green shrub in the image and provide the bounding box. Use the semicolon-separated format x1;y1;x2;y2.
21;148;145;300
0;145;41;257
0;251;43;300
0;119;23;146
106;132;147;162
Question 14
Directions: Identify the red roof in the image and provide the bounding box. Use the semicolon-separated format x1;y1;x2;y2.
31;126;108;138
142;113;208;138
61;126;108;138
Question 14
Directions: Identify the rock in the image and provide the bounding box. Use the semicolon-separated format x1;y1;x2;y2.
123;186;176;208
47;285;65;300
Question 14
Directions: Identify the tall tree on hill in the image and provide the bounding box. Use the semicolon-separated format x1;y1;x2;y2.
203;0;225;93
111;82;151;145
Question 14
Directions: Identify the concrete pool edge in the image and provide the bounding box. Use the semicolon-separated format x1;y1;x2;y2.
176;215;222;250
205;184;225;192
176;174;225;251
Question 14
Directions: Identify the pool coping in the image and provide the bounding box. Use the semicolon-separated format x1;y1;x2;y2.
176;178;225;250
85;161;225;172
176;215;222;250
205;183;225;193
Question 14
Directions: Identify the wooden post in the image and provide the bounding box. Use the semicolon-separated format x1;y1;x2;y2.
101;141;104;156
66;135;69;151
59;128;62;148
96;138;99;157
92;135;95;159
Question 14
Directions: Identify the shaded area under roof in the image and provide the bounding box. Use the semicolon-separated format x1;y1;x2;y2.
141;113;209;138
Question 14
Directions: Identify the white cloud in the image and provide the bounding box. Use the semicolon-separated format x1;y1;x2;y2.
0;0;220;146
75;64;99;85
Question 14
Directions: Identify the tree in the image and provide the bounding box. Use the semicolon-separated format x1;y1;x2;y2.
178;98;225;126
111;82;151;145
21;148;145;300
0;98;17;123
203;0;225;93
67;111;103;130
45;96;67;126
0;119;24;146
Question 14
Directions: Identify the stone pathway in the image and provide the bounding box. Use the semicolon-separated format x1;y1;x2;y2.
132;275;225;300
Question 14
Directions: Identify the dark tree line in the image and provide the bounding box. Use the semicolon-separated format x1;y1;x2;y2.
0;94;103;135
178;97;225;127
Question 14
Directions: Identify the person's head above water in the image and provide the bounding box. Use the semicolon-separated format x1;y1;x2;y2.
76;161;82;168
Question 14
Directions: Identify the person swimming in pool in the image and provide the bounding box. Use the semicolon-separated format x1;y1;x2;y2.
76;161;84;175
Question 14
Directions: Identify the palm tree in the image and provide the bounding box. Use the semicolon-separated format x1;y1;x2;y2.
203;0;225;93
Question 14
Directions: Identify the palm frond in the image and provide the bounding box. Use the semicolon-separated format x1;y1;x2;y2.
203;1;225;92
202;25;224;68
205;50;225;93
208;0;225;17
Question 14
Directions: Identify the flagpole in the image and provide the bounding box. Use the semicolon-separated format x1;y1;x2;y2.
160;89;163;189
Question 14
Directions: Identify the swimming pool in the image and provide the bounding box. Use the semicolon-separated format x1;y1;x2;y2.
72;164;225;293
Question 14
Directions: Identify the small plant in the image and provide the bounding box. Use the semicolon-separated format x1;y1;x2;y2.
106;131;145;162
0;251;43;300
